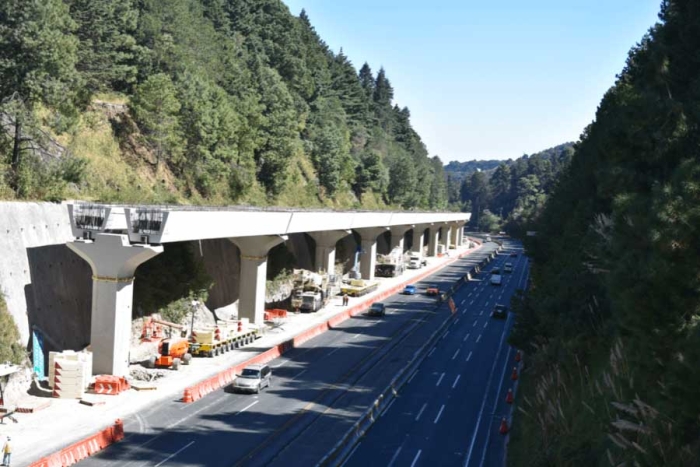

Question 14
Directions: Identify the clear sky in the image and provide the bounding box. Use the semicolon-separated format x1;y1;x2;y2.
281;0;661;162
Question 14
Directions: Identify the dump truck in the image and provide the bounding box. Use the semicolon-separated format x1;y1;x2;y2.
340;278;380;297
145;318;192;370
189;319;261;357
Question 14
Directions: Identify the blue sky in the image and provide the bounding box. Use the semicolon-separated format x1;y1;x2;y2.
281;0;661;162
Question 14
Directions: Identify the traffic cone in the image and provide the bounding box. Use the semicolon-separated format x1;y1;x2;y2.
511;366;518;381
183;388;194;403
515;350;522;362
505;388;514;404
499;417;509;434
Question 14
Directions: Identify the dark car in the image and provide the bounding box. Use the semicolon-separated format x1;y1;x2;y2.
426;284;440;296
492;304;508;319
368;302;387;317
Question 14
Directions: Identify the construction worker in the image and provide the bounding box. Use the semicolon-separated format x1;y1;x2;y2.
342;293;349;306
2;436;11;466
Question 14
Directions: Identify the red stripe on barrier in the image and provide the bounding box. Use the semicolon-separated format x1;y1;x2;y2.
181;246;481;403
28;419;123;467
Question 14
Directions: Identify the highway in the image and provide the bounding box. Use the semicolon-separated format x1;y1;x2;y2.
76;242;503;467
343;239;527;467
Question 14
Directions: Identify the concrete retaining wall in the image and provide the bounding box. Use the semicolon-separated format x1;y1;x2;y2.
0;202;90;349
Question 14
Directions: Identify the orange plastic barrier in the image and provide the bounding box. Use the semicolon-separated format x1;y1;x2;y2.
181;246;480;403
29;419;124;467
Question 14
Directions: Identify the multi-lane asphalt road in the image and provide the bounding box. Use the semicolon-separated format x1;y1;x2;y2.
344;240;528;467
77;241;520;467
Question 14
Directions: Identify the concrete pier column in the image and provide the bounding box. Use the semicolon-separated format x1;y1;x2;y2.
229;235;287;325
308;230;350;274
411;225;427;255
67;234;163;376
389;225;413;252
427;226;441;257
457;225;465;246
355;227;389;280
445;225;454;249
450;224;459;248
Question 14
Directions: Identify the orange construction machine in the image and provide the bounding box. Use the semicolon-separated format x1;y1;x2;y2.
145;318;192;370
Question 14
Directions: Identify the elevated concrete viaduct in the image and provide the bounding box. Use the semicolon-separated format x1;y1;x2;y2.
66;204;470;375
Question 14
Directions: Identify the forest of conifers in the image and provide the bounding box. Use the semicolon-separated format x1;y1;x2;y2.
509;1;700;465
0;0;447;209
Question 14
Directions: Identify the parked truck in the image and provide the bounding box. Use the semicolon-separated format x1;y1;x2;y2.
407;253;428;269
375;247;406;278
290;269;340;312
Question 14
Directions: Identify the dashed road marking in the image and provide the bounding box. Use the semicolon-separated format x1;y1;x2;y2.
436;372;445;386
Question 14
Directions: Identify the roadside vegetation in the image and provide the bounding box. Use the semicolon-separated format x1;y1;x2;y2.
509;1;700;464
0;0;449;210
0;295;25;365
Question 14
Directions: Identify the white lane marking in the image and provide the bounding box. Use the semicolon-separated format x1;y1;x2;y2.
463;333;470;342
387;446;403;467
237;400;259;415
473;320;478;327
410;450;422;467
470;300;474;305
353;334;361;339
461;299;466;305
442;330;450;339
328;347;341;356
408;370;419;383
477;334;482;343
341;443;362;467
452;349;460;360
468;292;472;297
436;372;445;386
428;347;436;357
292;369;307;380
274;359;288;368
485;301;489;307
434;404;445;424
415;403;427;421
466;351;473;361
154;441;195;467
382;399;396;417
452;374;461;388
479;309;484;316
483;321;488;328
454;318;460;325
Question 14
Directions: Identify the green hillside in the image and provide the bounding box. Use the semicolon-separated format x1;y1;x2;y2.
509;1;700;465
0;0;448;210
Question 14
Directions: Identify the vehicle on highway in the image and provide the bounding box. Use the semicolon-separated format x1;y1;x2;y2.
232;364;271;394
490;274;503;286
504;262;513;273
492;304;508;319
426;284;440;296
407;253;427;269
368;302;387;317
403;284;417;295
491;267;501;275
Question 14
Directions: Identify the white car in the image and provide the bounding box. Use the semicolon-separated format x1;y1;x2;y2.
232;364;272;394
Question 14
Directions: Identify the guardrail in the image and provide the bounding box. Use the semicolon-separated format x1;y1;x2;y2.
316;253;496;466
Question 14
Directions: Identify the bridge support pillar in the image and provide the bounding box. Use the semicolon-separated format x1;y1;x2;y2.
68;234;163;376
229;235;288;326
445;225;454;249
308;230;350;274
427;226;441;257
355;227;389;281
389;225;413;252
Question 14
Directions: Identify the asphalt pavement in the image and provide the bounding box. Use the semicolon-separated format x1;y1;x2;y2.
76;244;500;467
343;239;528;467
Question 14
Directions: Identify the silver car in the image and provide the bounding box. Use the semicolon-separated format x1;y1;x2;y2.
233;364;272;394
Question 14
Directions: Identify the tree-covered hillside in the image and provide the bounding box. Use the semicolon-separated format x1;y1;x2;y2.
509;1;700;465
0;0;448;209
448;143;574;233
